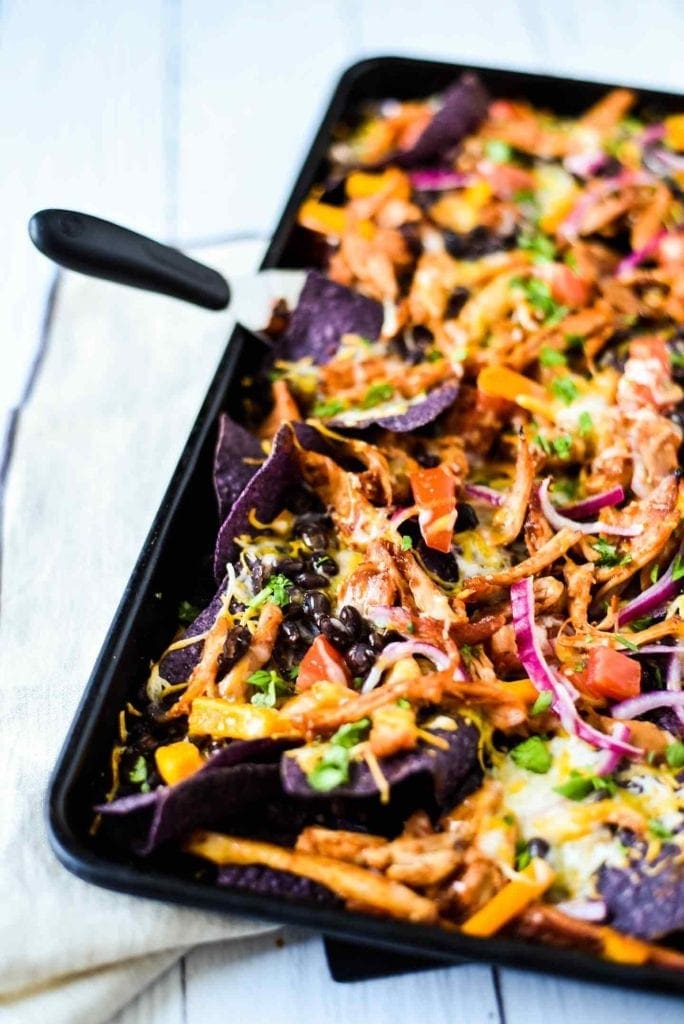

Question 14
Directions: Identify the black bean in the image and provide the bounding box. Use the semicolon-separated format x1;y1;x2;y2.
300;529;328;552
445;286;470;319
303;591;330;618
216;625;251;681
250;562;268;593
527;837;550;859
339;605;362;638
346;642;374;675
369;630;388;653
277;557;305;578
312;554;338;577
281;620;302;645
318;615;352;648
454;502;478;532
295;570;329;589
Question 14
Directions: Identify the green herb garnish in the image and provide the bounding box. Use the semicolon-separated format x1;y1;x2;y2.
648;819;674;840
554;771;616;801
551;376;579;405
565;332;585;350
539;346;567;368
177;599;202;625
515;840;532;871
401;534;413;551
512;276;568;325
313;398;345;418
665;740;684;769
396;698;411;710
614;634;640;653
671;554;684;582
578;411;593;436
551;434;573;460
593;538;632;569
248;669;291;708
510;736;552;774
519;231;556;263
247;573;293;610
305;718;371;792
360;383;395;409
128;756;150;792
530;691;553;716
650;563;660;584
485;139;513;163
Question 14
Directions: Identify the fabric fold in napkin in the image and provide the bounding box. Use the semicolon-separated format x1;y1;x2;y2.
0;241;282;1024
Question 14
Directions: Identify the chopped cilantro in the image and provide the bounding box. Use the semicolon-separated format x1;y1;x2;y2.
248;668;291;708
564;251;578;271
593;538;632;569
360;383;395;409
672;554;684;582
485;139;513;163
247;573;293;610
519;230;556;263
425;348;444;362
630;614;655;631
515;840;532;871
539;346;567;368
665;740;684;769
401;534;413;551
669;350;684;368
555;771;616;801
502;812;515;827
177;599;201;625
565;332;585;350
513;188;536;206
396;698;411;710
648;819;674;840
531;691;553;716
551;434;573;460
512;276;568;326
306;718;371;792
510;736;552;774
650;563;661;584
578;411;593;436
533;432;552;456
352;676;364;690
551;376;579;405
313;398;345;418
288;665;300;680
128;756;150;792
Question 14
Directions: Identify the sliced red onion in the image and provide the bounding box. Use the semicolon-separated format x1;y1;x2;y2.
555;898;608;923
564;152;609;178
511;577;641;758
360;640;452;694
666;652;684;727
390;505;418;529
596;723;632;776
409;168;470;191
539;478;642;538
644;146;684;175
560;170;655;239
612;690;684;720
640;124;665;145
630;645;684;655
464;483;504;507
617;545;684;626
616;230;666;277
560;485;624;520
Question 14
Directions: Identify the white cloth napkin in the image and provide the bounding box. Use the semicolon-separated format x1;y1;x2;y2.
0;240;284;1024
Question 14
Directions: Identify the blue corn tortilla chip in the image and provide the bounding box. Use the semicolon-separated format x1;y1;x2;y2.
387;74;489;169
280;721;481;807
159;587;224;683
279;271;383;365
217;865;340;906
214;413;265;522
214;423;299;581
97;739;295;855
329;381;459;433
597;848;684;940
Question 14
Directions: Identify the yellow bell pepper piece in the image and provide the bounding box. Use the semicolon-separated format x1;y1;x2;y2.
155;741;205;786
599;926;651;965
188;698;301;741
664;114;684;152
346;168;410;202
461;857;555;938
477;366;556;421
298;200;375;240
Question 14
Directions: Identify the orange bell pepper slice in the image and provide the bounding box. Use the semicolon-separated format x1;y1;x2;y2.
461;857;555;938
298;200;375;240
477;366;556;420
408;465;457;554
346;168;410;202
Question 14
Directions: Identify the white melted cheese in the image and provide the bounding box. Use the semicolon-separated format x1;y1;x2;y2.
492;734;684;899
454;528;511;580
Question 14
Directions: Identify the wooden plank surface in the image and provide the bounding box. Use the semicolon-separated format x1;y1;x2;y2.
3;2;684;1023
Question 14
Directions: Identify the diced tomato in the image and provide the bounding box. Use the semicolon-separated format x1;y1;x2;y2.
629;335;670;373
544;263;592;308
581;646;641;701
295;635;352;693
409;465;457;554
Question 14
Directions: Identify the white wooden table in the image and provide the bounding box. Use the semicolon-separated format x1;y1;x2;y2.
2;2;684;1021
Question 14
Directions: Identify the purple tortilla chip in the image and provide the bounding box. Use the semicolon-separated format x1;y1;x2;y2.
329;382;459;432
281;722;480;807
597;849;684;940
159;588;224;683
392;74;489;169
217;865;340;906
280;271;383;365
214;424;299;581
97;739;295;855
214;413;264;522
